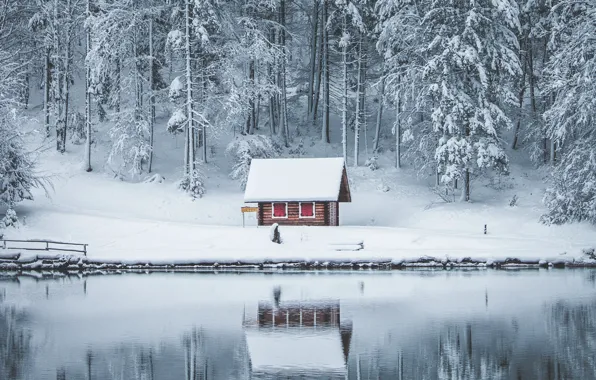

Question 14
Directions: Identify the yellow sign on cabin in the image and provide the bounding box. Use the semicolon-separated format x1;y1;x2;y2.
241;206;259;213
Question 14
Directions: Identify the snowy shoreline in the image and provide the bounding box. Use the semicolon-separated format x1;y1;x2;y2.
1;250;595;273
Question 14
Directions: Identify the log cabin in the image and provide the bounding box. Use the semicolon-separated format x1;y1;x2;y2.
243;157;351;226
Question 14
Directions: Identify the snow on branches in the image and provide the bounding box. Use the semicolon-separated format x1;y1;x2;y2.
0;23;47;227
178;167;206;199
226;135;280;189
378;0;520;200
542;142;596;225
542;0;596;224
107;110;152;178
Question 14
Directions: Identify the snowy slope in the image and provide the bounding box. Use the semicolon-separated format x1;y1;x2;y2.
3;95;596;266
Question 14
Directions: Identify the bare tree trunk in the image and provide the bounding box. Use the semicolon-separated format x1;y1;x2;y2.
255;63;261;130
200;59;207;163
268;57;276;135
148;16;155;172
358;34;368;162
511;69;526;150
353;33;363;167
114;58;121;113
278;0;289;146
85;0;92;171
281;62;289;145
528;37;546;164
373;72;384;152
312;12;323;124
53;0;64;152
133;27;142;121
247;60;256;134
321;0;330;143
44;48;51;138
341;14;348;164
512;34;527;150
395;88;401;168
462;120;470;202
307;0;319;117
184;0;195;173
59;13;71;154
21;62;30;109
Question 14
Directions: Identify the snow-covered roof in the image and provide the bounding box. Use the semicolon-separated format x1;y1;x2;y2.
244;158;349;202
245;328;347;374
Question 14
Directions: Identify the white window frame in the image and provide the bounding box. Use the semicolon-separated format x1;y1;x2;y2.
271;202;288;219
299;202;316;219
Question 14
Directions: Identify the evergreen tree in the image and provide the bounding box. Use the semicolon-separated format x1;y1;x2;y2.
541;0;596;224
0;6;46;226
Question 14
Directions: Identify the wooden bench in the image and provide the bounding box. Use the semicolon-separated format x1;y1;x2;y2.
329;241;364;251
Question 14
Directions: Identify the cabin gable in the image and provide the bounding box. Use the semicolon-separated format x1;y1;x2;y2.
338;167;351;203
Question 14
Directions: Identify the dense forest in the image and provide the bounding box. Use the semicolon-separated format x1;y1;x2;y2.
0;0;594;226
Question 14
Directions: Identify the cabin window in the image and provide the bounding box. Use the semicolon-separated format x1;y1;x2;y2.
299;202;315;218
272;202;287;218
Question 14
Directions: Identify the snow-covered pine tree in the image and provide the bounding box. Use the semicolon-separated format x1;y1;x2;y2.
541;0;596;224
167;0;223;196
512;0;552;163
352;1;372;167
29;0;57;139
107;111;152;178
421;0;521;201
0;8;46;227
88;0;166;178
226;135;280;189
221;0;284;140
376;0;434;173
0;124;38;226
52;0;82;154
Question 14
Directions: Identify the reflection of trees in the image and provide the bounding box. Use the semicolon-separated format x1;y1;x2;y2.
105;346;155;380
183;328;207;380
548;300;596;379
0;301;31;379
436;324;508;380
389;322;512;380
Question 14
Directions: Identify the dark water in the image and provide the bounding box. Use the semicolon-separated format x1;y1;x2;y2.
1;270;596;379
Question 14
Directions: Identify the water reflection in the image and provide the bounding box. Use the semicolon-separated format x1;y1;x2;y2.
548;300;596;379
0;289;31;380
243;300;352;379
1;271;596;379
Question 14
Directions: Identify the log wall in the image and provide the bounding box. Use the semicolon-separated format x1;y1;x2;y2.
258;202;330;226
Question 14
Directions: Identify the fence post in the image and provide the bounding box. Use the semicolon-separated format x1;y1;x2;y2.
46;241;49;251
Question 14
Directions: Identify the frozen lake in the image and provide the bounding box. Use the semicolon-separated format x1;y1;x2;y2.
1;269;596;379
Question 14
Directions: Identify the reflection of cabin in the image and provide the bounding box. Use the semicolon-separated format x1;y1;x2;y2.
243;300;352;379
243;158;351;226
256;301;341;327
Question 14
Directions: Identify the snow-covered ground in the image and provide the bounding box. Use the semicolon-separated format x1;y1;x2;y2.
2;123;594;266
1;97;595;266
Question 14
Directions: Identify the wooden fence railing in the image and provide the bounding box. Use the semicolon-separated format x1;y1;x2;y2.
1;239;88;257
